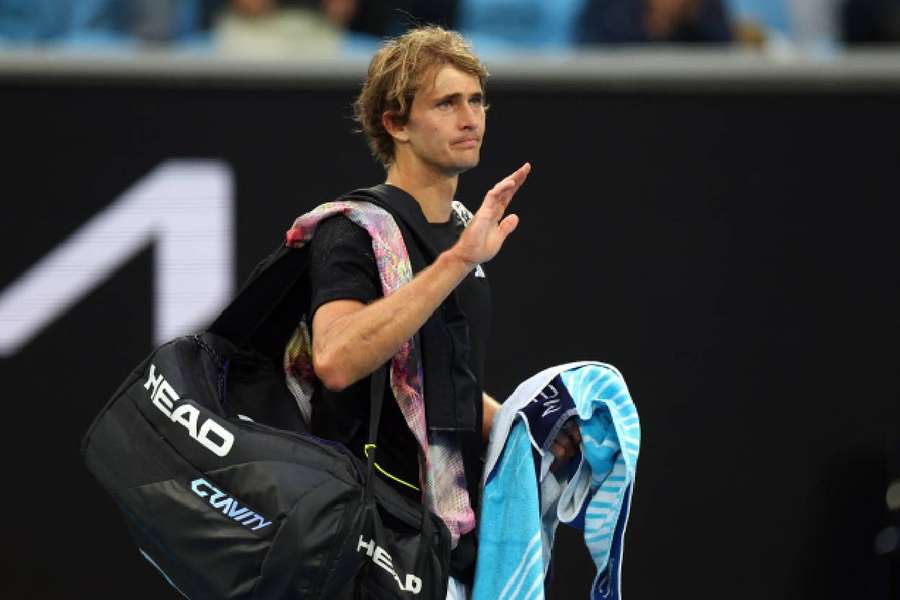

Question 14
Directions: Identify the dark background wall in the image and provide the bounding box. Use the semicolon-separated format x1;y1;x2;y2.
0;71;897;599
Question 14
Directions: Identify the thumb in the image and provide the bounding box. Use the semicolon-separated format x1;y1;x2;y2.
497;213;519;240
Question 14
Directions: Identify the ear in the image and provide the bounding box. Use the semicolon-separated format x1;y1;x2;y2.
382;111;410;143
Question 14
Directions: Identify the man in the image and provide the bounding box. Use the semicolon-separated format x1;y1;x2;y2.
306;26;579;598
576;0;732;44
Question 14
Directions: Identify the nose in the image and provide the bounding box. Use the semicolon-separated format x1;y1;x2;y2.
459;101;480;131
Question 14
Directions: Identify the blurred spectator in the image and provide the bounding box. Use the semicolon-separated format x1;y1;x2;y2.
132;0;221;44
0;0;127;45
456;0;584;51
843;0;900;43
348;0;457;38
576;0;733;44
213;0;356;57
790;0;840;51
726;0;844;52
725;0;791;46
726;0;790;31
7;0;890;56
0;0;219;48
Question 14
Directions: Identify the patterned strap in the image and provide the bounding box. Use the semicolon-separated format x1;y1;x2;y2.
283;200;475;546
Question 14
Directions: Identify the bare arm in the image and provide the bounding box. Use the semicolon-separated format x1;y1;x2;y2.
313;251;472;390
312;163;531;391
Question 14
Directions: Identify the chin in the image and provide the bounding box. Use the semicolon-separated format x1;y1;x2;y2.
447;155;481;175
442;163;476;177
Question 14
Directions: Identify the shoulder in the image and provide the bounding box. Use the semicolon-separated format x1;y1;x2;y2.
311;214;372;252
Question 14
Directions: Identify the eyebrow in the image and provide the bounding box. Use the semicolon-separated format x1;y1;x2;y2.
434;91;484;104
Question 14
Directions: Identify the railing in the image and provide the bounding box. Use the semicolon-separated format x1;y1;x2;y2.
2;47;900;90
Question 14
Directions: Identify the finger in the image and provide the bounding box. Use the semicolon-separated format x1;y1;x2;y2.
480;181;518;220
491;163;530;198
497;214;519;239
550;441;567;462
489;177;517;198
564;420;582;445
486;177;523;212
570;428;582;446
505;163;531;197
549;439;574;473
480;164;530;219
501;164;530;197
554;432;576;456
511;162;531;186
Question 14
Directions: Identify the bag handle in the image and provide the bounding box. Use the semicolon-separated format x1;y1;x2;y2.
208;244;304;348
364;364;388;503
362;363;444;596
210;193;384;348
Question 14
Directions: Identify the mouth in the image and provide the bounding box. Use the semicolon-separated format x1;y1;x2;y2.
452;138;481;149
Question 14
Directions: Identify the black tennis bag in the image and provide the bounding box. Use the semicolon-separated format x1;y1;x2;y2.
82;235;451;599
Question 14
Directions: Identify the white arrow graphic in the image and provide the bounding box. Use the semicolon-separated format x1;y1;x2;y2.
0;159;234;357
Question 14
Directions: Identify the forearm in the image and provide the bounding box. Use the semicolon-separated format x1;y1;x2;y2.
313;249;474;390
314;163;531;392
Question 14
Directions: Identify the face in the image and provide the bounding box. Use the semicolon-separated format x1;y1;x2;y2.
390;65;486;176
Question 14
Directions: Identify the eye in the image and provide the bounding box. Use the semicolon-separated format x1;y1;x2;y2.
469;96;484;107
437;99;453;109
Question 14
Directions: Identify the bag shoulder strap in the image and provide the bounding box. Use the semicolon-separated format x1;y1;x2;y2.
210;191;390;348
208;243;309;349
210;196;403;473
209;198;395;441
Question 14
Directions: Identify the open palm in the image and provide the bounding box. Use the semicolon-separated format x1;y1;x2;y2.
455;162;531;266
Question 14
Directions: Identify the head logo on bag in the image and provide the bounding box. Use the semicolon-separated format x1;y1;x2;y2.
82;190;455;598
357;535;423;594
144;363;234;457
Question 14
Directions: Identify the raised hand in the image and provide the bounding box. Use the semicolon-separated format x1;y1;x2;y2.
452;163;531;268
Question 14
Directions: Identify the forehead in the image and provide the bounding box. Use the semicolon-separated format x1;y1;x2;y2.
417;64;482;99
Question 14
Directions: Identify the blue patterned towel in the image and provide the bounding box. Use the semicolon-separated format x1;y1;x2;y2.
473;362;640;600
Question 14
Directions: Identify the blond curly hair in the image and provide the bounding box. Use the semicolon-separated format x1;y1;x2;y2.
353;26;489;167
